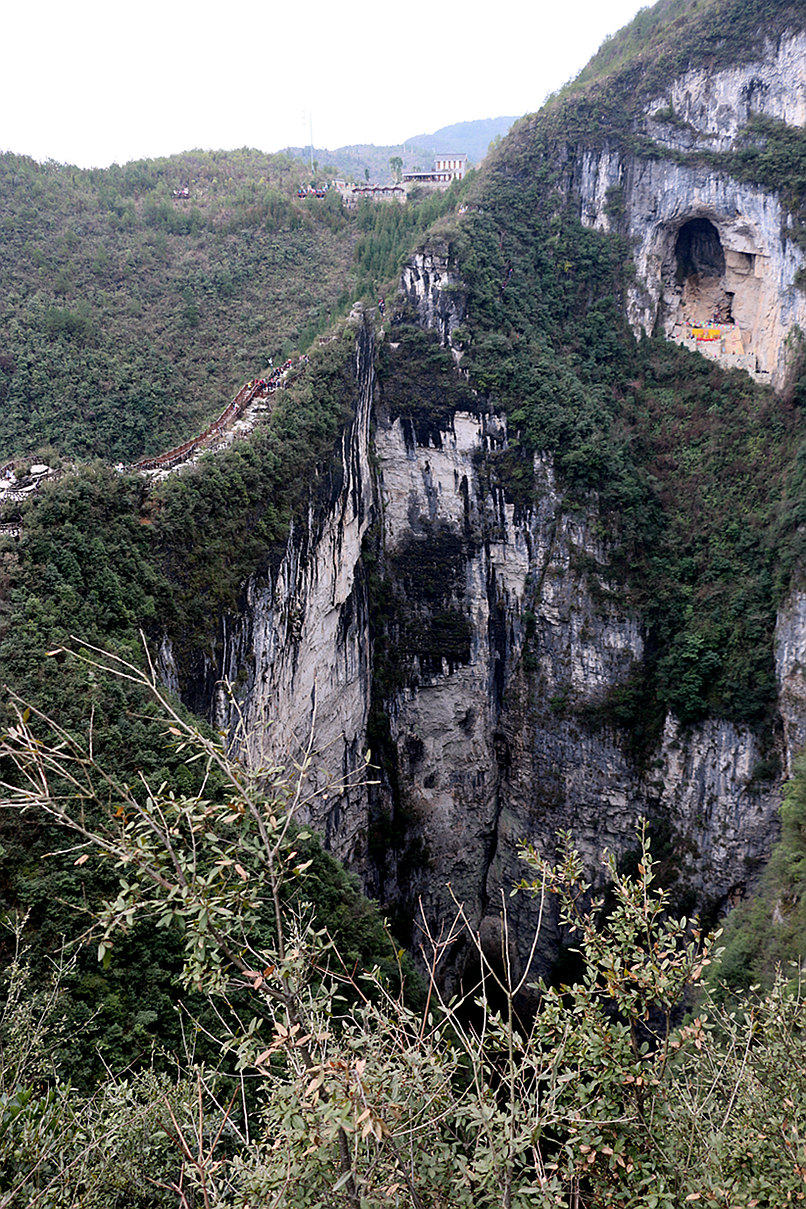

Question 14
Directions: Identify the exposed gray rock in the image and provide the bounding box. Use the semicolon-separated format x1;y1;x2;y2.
400;245;467;346
367;405;781;981
160;35;806;987
776;587;806;774
576;33;806;387
196;318;377;863
163;310;790;985
645;32;806;152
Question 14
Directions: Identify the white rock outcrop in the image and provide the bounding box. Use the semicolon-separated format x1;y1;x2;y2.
647;31;806;151
577;31;806;387
776;587;806;773
162;316;792;983
199;321;377;863
369;403;781;974
400;246;467;346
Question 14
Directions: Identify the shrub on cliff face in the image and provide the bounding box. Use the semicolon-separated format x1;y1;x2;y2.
2;648;805;1207
443;29;806;736
715;754;806;994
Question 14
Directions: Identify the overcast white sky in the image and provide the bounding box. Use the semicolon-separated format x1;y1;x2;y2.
2;0;647;168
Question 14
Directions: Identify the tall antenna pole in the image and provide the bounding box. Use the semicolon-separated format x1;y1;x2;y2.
309;112;314;175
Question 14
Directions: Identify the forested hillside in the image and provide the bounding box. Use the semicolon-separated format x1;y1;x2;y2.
0;149;455;462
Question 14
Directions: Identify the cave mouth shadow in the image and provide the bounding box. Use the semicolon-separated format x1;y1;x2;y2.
675;217;726;284
672;216;735;325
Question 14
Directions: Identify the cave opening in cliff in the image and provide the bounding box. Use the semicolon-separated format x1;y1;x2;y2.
676;218;725;281
674;217;734;324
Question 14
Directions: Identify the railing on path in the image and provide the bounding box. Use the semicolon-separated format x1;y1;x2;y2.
129;359;295;474
0;356;307;491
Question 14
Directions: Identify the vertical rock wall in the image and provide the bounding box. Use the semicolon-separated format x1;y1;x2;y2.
776;587;806;774
367;402;783;981
164;316;378;864
159;32;806;982
158;306;795;985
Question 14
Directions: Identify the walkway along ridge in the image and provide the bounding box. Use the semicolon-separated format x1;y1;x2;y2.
128;358;299;474
0;351;317;533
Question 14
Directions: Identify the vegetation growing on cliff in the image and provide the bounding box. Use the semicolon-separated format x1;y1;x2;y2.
1;0;806;1189
0;328;376;1076
715;754;806;992
0;327;361;685
544;0;805;142
433;5;806;733
2;692;805;1208
353;187;460;298
377;321;479;437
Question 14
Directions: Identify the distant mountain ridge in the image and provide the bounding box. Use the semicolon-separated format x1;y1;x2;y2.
283;115;516;183
404;117;517;163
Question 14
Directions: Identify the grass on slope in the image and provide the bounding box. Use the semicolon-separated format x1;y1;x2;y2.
0;149;359;464
0;149;464;466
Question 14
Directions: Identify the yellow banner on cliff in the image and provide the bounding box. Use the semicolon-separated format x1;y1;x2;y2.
691;327;721;341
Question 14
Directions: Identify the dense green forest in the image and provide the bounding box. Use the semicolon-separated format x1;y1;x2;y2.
0;148;355;461
2;0;806;1201
0;149;456;463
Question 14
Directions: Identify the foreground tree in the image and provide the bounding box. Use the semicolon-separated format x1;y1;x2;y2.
1;641;806;1207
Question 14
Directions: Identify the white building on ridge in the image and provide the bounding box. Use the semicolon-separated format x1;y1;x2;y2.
402;154;467;192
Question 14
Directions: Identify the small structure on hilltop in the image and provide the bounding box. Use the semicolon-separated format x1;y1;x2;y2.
402;154;467;194
331;155;467;207
332;180;406;208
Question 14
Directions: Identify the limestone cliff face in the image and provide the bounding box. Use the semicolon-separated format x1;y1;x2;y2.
400;244;467;347
366;403;782;977
648;31;806;151
161;317;377;863
354;28;806;965
161;31;806;983
161;310;793;982
775;587;806;775
576;30;806;387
